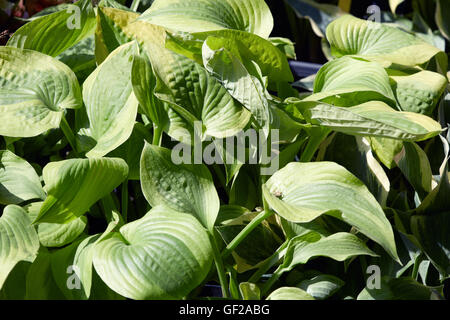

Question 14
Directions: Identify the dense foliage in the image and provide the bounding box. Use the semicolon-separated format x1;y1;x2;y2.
0;0;449;300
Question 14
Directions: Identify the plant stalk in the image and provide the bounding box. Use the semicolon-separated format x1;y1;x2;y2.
60;114;78;156
248;240;289;283
121;179;128;223
130;0;141;11
261;265;285;297
209;231;229;298
152;124;163;146
221;210;275;259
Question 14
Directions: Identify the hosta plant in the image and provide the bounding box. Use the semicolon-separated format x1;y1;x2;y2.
0;0;449;300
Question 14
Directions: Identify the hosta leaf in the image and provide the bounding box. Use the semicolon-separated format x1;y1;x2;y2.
140;144;219;230
57;36;96;83
93;206;213;300
166;29;293;82
326;15;447;71
35;157;128;224
139;0;273;39
368;137;404;169
390;70;447;115
147;43;251;142
202;37;271;134
0;150;45;205
79;42;139;158
389;0;405;13
24;249;65;299
293;100;442;142
411;211;450;277
73;234;101;298
435;0;450;41
25;202;87;248
50;237;88;300
298;274;345;300
131;50;167;127
416;136;450;215
263;162;398;260
216;211;282;267
0;205;39;289
279;232;377;273
285;0;344;38
7;0;96;57
95;6;166;64
266;287;315;300
357;277;442;300
107;122;152;180
239;282;261;300
269;37;296;60
305;56;396;107
395;142;433;198
0;46;82;137
324;135;390;206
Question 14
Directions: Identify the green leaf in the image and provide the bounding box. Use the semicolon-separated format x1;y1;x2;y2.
50;237;88;300
140;144;219;230
107;122;152;180
285;0;344;38
305;56;396;107
131;50;167;127
390;70;447;115
324;135;390;206
266;287;315;300
202;36;271;134
326;15;448;71
298;274;345;300
166;29;293;82
95;6;166;64
73;234;101;299
368;137;404;169
358;276;442;300
25;202;87;248
0;150;45;205
0;205;39;289
411;211;450;277
239;282;260;300
78;42;139;158
93;206;213;300
292;100;442;142
35;157;128;224
435;0;450;41
416;136;450;215
263;162;398;260
280;232;377;273
57;36;96;83
24;249;65;299
269;37;296;60
138;0;274;38
395;142;433;198
147;43;251;142
0;46;82;137
389;0;406;13
7;0;96;57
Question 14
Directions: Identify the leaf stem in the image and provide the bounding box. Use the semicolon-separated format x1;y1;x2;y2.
221;210;275;259
152;124;163;146
130;0;141;11
300;128;330;162
60;114;78;156
209;231;229;298
248;240;289;283
121;179;128;223
261;264;285;297
412;253;424;280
